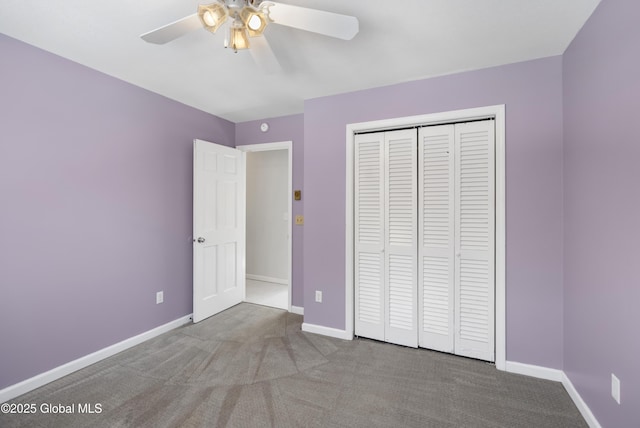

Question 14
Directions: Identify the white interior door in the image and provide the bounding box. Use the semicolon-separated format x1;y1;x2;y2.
418;125;455;352
354;130;418;347
384;129;418;347
355;121;495;361
454;121;495;361
193;139;246;323
354;132;385;341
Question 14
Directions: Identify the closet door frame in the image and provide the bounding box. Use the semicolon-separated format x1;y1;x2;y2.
345;105;506;370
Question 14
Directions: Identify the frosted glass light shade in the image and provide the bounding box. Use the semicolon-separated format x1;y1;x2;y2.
198;3;228;33
229;25;250;51
239;6;268;37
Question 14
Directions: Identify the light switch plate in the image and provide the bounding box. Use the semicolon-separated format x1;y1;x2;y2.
612;373;621;404
156;291;164;304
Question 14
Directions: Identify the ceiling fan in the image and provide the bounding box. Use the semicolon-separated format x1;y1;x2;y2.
140;0;359;72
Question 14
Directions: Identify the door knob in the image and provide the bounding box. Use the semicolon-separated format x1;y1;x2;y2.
197;237;205;243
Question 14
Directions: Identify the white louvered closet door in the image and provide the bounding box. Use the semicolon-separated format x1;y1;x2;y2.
354;133;385;341
355;121;494;361
454;121;495;362
418;125;455;352
384;129;418;348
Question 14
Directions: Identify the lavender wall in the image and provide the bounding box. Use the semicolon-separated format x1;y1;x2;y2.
563;1;640;426
303;57;565;368
235;115;304;307
0;34;234;389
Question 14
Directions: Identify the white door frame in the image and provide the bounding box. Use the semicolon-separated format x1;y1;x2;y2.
236;141;293;312
345;105;506;370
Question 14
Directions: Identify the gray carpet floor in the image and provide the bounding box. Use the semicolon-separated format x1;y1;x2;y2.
1;303;587;428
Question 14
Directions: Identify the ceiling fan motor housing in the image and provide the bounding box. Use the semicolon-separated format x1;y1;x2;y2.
224;0;247;10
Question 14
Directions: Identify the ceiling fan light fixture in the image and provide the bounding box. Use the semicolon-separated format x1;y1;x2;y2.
197;3;228;33
239;6;268;37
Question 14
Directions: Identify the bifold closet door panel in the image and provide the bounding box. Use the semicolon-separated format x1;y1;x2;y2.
454;120;495;362
354;133;385;341
418;125;455;352
384;129;418;348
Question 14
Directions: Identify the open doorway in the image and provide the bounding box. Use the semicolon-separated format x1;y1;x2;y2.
237;142;292;311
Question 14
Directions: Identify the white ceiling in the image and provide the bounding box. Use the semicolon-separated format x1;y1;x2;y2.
0;0;600;123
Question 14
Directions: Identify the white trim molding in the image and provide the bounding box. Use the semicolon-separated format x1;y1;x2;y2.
290;306;304;315
562;373;603;428
301;323;351;340
246;274;288;285
505;361;563;382
504;361;602;428
345;105;506;369
0;314;192;404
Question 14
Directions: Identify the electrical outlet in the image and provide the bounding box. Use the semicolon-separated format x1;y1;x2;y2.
295;215;304;225
315;290;322;303
612;373;621;404
156;291;164;304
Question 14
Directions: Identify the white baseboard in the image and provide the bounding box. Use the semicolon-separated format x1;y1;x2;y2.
0;314;192;404
504;361;601;428
301;323;353;340
504;361;563;382
290;306;304;315
562;372;602;428
246;274;288;285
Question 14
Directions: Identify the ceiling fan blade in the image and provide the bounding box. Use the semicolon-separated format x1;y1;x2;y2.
266;2;359;41
249;35;282;74
141;13;201;44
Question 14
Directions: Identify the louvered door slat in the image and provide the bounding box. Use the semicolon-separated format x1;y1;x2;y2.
384;129;418;347
388;254;414;331
357;252;383;324
355;133;385;341
422;256;451;337
454;121;495;362
418;125;455;353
